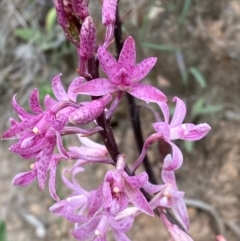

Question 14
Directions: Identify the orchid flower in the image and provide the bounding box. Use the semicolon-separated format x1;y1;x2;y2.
149;155;189;231
74;36;168;119
89;155;153;217
132;97;211;172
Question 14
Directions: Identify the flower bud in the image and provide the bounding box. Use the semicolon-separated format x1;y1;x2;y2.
102;0;118;25
72;0;89;20
69;95;112;125
79;16;96;60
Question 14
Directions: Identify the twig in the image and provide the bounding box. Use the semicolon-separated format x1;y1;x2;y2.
184;198;225;235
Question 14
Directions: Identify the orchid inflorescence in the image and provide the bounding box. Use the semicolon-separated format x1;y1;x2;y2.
2;0;213;240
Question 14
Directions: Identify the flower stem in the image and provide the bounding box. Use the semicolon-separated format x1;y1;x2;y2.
114;5;157;184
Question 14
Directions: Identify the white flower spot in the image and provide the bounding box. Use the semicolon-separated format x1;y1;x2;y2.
95;230;101;236
113;186;120;193
32;127;39;134
181;124;187;130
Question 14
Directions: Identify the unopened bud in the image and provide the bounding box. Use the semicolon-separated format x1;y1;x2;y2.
54;0;69;29
102;0;118;25
69;95;112;125
79;16;96;60
72;0;89;20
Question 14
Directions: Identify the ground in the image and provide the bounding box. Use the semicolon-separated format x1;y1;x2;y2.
1;0;240;241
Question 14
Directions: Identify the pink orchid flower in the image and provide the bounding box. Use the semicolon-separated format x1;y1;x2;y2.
74;36;167;118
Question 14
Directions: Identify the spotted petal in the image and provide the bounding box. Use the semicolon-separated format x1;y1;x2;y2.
128;83;167;104
12;169;37;186
118;36;136;71
124;182;154;216
67;77;85;101
52;74;68;101
98;46;118;78
29;89;43;114
74;78;118;96
132;57;157;82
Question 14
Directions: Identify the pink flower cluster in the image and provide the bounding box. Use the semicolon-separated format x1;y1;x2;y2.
1;0;222;241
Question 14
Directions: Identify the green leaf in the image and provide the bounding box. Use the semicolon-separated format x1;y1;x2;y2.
14;28;40;42
184;141;194;153
39;83;54;103
179;0;193;28
191;98;223;119
176;51;188;84
195;105;223;116
139;15;150;41
0;220;6;241
46;8;57;32
191;98;205;119
143;42;179;52
189;67;206;88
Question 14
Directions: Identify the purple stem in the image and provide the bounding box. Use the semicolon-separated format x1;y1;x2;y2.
114;6;157;184
86;56;131;174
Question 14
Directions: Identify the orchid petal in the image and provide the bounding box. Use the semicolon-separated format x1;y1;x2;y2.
71;216;101;240
132;57;157;82
9;138;48;157
161;160;176;185
49;200;66;215
68;77;85;101
123;172;148;189
37;145;54;190
56;131;69;159
163;141;183;171
2;119;38;139
143;182;164;194
110;215;134;232
51;114;67;131
180;123;211;141
12;170;37;186
74;78;117;96
44;94;57;110
153;122;170;138
118;36;136;71
88;188;103;218
102;181;112;208
52;74;68;101
172;198;189;231
170;97;186;128
49;159;60;201
29;89;43;114
12;95;36;119
128;83;167;103
97;46;118;78
21;134;39;148
157;101;170;123
124;183;154;216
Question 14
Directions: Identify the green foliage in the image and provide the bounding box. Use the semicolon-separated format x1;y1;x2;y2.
190;98;223;119
14;28;40;42
46;8;57;33
14;8;65;51
179;0;193;28
184;141;194;153
189;67;206;88
0;220;6;241
143;42;179;52
39;83;54;103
